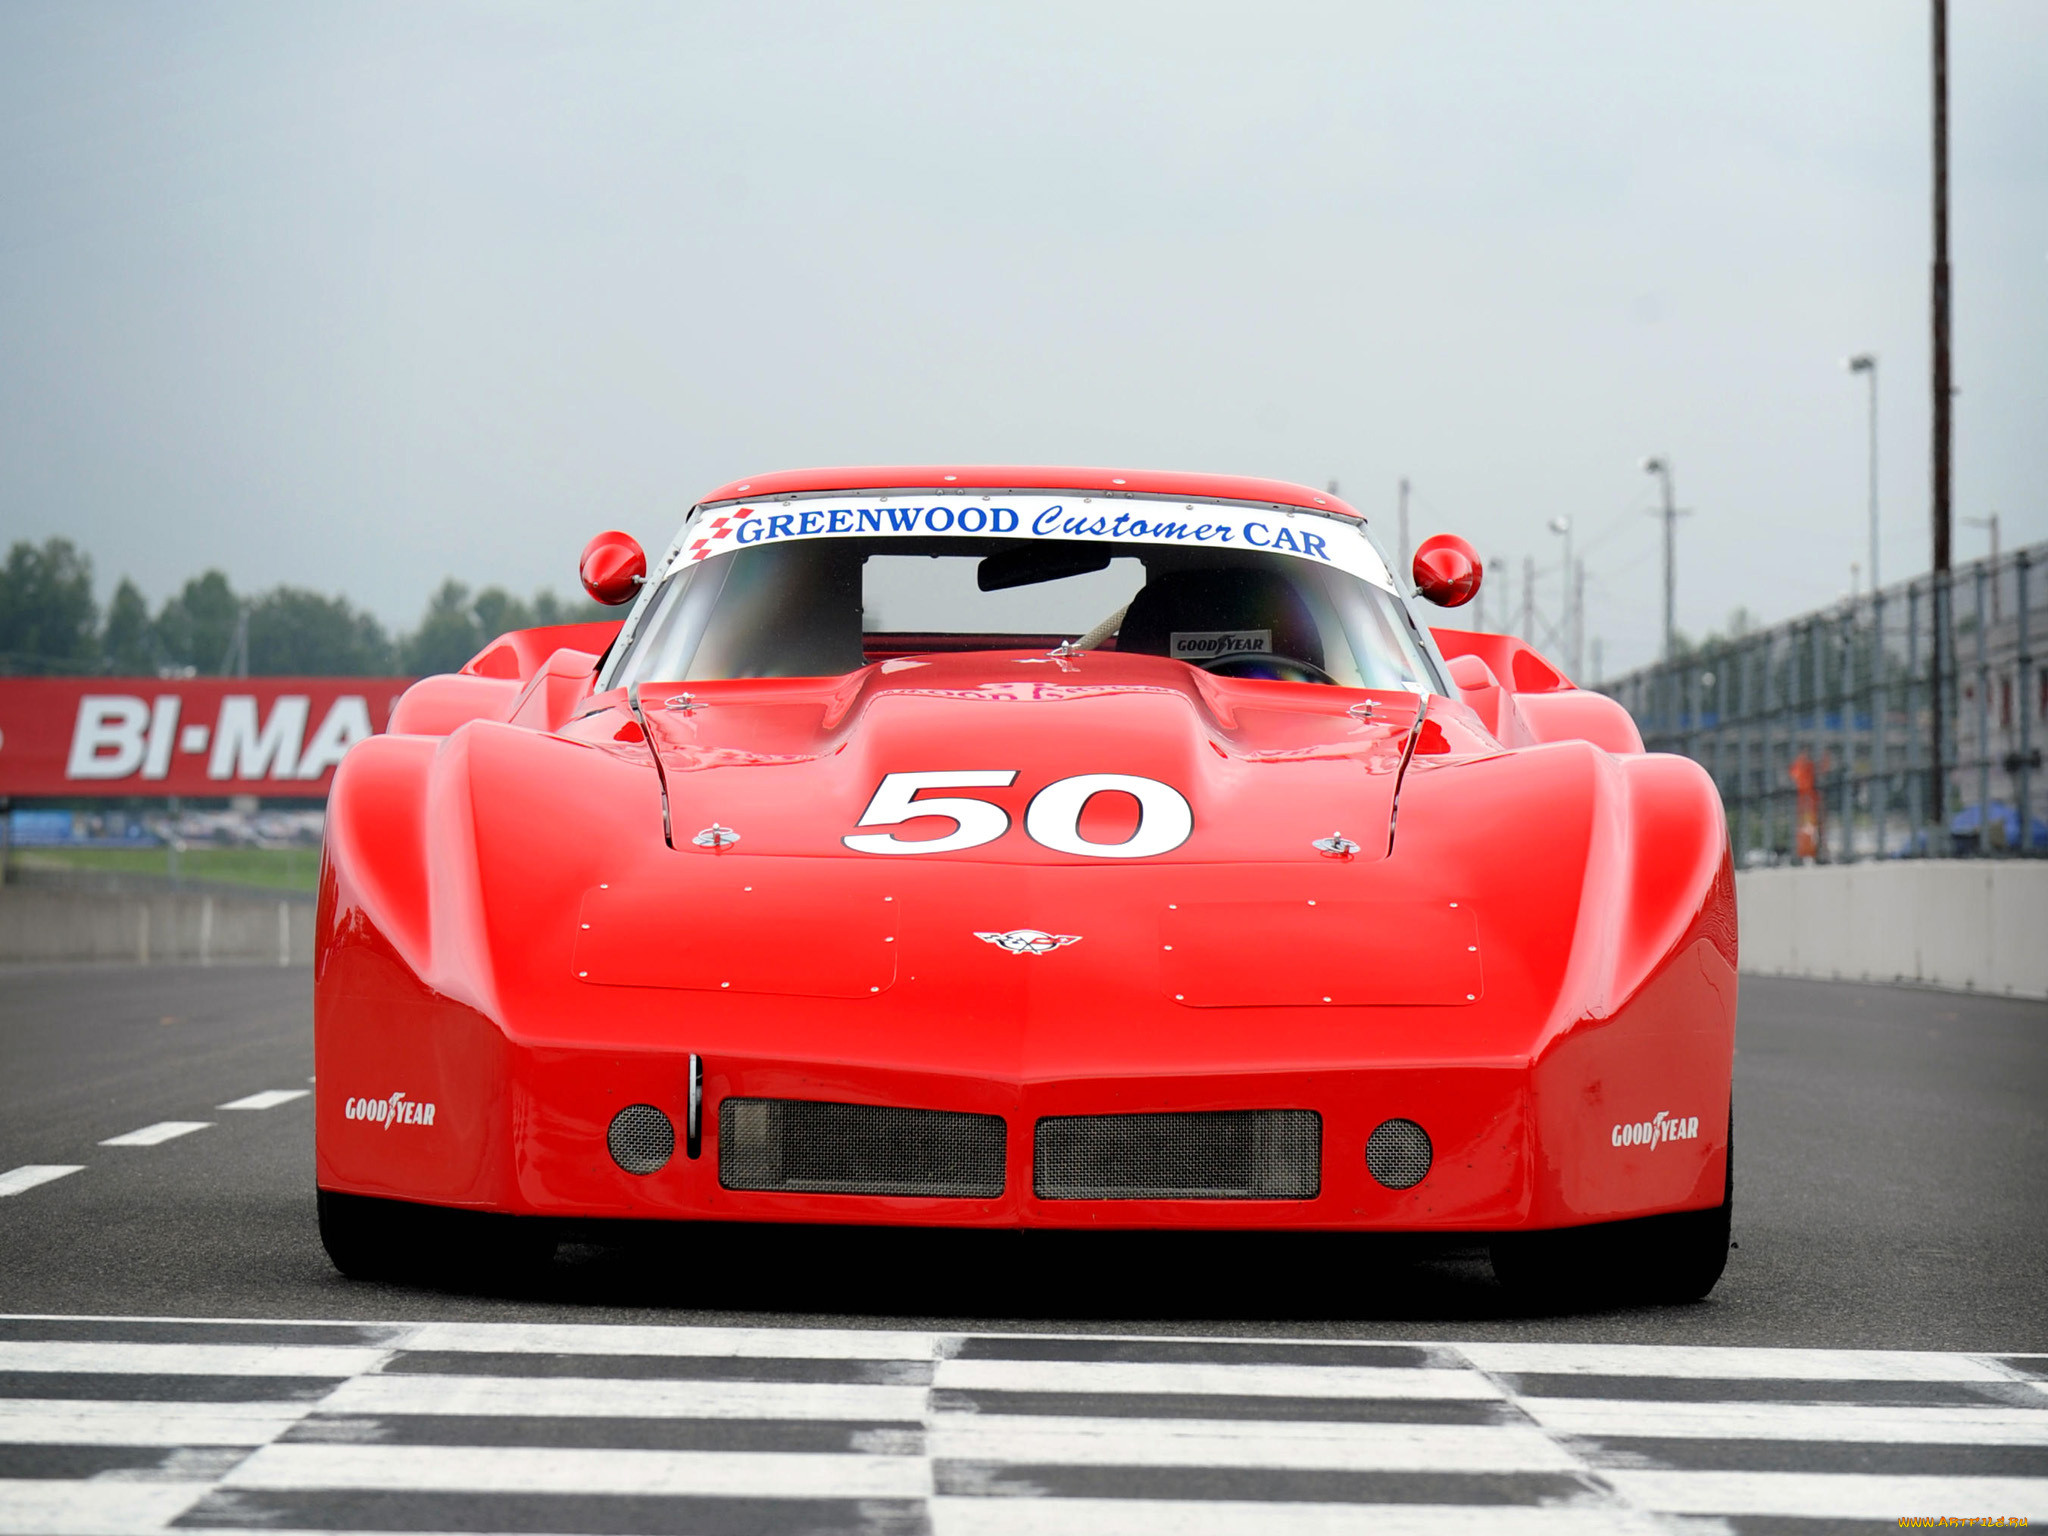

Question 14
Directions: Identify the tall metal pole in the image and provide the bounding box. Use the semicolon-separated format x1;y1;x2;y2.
1548;516;1574;670
1929;0;1953;830
1848;354;1879;589
1643;457;1682;661
1574;558;1586;679
1396;478;1411;579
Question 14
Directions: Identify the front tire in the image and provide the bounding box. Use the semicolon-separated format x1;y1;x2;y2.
318;1190;554;1285
1491;1115;1733;1308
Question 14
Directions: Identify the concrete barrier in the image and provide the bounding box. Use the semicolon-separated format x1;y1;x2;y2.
1735;860;2048;1000
6;860;2040;992
0;885;315;966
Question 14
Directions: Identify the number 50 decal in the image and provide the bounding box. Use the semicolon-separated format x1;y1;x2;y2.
844;771;1193;859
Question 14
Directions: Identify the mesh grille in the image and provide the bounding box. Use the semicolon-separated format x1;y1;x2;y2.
1034;1110;1321;1200
1366;1118;1432;1189
718;1099;1006;1198
607;1103;675;1175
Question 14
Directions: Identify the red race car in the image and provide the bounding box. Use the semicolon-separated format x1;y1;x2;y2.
316;467;1735;1302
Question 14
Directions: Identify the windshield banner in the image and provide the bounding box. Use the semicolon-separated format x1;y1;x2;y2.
672;495;1396;592
0;678;413;798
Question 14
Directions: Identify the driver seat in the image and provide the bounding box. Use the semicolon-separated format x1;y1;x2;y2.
1117;567;1324;671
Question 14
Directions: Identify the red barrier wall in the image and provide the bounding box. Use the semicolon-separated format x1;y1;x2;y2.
0;679;415;797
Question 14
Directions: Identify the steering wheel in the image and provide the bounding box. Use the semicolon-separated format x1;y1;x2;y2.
1197;652;1337;686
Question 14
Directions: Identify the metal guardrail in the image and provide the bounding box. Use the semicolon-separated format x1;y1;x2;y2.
1602;541;2042;863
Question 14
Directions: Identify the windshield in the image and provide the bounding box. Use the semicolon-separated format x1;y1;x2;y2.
602;494;1443;694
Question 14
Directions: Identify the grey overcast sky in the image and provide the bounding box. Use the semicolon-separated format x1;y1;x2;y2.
1;1;2042;676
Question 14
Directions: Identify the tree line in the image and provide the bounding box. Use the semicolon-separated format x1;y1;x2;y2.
0;537;609;679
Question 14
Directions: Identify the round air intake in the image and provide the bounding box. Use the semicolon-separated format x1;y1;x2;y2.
1365;1118;1432;1190
607;1104;675;1175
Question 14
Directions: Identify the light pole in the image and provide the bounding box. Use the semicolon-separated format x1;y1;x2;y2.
1965;513;2001;621
1930;0;1954;828
1847;354;1879;592
1962;511;2000;564
1642;457;1685;662
1396;478;1411;577
1548;516;1575;674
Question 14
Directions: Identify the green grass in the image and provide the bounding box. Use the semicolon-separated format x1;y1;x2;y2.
7;845;321;893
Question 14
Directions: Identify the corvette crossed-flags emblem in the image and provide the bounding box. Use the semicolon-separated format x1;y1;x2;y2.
974;929;1083;956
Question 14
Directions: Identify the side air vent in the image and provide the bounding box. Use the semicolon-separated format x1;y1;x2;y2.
1034;1109;1321;1200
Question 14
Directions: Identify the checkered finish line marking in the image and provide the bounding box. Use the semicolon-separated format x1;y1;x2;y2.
0;1317;2041;1534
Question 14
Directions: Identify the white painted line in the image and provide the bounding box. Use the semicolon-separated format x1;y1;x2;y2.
217;1089;310;1111
933;1359;1502;1401
928;1414;1578;1471
930;1502;1669;1536
0;1166;83;1198
0;1481;212;1535
403;1321;938;1360
99;1121;213;1147
0;1399;307;1446
1455;1342;2015;1382
1600;1468;2048;1518
1521;1396;2048;1445
224;1442;932;1497
0;1341;387;1377
324;1372;927;1423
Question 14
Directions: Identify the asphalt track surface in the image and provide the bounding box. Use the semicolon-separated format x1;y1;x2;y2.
0;964;2042;1348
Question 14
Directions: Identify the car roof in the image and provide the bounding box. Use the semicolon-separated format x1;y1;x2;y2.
695;466;1363;522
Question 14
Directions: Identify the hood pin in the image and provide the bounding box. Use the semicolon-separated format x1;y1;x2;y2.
1348;701;1377;721
1313;831;1360;858
692;824;740;850
666;692;704;713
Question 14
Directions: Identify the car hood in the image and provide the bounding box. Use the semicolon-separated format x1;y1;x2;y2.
578;651;1424;867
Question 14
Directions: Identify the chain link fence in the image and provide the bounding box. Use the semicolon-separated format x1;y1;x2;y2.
1602;541;2043;863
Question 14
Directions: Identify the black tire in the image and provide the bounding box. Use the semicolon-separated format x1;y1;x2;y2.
318;1190;554;1285
318;1189;405;1280
1490;1112;1733;1309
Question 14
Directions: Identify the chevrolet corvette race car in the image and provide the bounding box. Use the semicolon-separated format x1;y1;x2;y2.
316;466;1736;1302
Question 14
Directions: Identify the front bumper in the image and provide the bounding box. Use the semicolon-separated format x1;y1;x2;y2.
314;956;1732;1233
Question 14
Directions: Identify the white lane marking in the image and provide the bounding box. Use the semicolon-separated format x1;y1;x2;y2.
402;1321;939;1360
1456;1343;2017;1383
0;1342;386;1377
0;1481;212;1535
1600;1468;2048;1518
99;1121;213;1147
1522;1397;2048;1444
930;1502;1671;1536
0;1399;306;1446
933;1360;1502;1401
929;1414;1577;1471
0;1167;83;1198
224;1442;932;1497
323;1373;928;1423
217;1090;309;1111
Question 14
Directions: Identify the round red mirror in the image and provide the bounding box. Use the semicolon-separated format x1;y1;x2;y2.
1412;534;1482;608
579;530;647;606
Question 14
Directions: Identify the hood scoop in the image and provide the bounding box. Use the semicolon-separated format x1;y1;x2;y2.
577;654;1427;865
